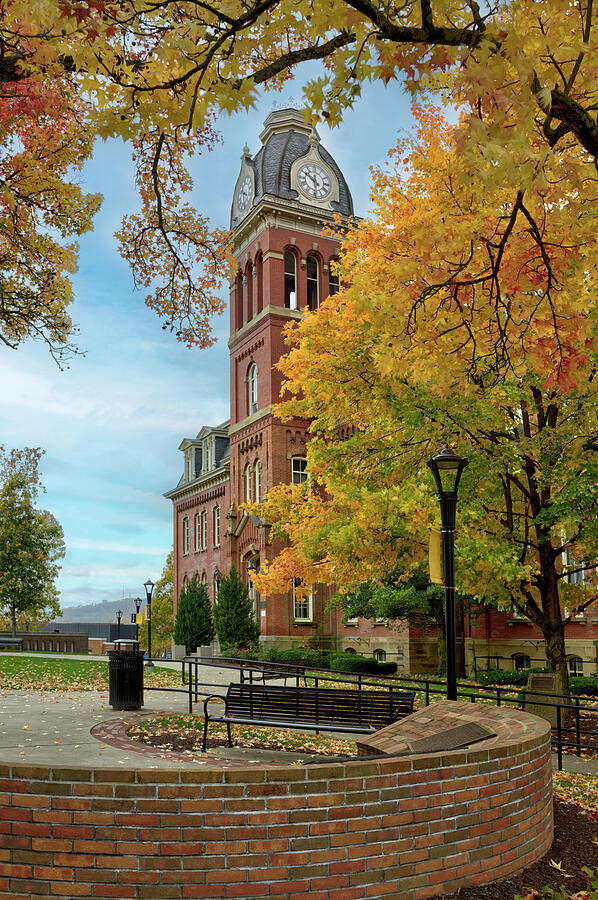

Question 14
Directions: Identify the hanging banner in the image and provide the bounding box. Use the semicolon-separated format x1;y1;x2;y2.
429;528;443;585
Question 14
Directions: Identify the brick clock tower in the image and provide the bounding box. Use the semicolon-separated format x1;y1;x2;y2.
167;108;396;653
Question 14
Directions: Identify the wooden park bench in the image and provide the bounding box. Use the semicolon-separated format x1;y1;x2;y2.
0;637;23;651
201;682;415;750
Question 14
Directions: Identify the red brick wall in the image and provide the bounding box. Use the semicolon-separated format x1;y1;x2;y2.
173;482;230;613
0;704;552;899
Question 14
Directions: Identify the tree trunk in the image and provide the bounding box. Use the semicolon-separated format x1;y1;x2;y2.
10;605;16;638
536;540;570;697
541;620;570;697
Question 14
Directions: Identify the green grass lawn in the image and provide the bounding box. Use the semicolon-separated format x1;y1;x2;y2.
0;654;181;691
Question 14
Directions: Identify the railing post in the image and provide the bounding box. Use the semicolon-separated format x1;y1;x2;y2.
358;674;362;692
425;681;430;707
188;667;192;714
497;687;501;708
556;703;563;771
575;697;581;757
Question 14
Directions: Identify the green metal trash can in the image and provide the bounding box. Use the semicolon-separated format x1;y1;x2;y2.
108;639;144;710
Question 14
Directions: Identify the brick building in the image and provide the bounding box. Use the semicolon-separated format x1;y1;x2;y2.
165;108;598;677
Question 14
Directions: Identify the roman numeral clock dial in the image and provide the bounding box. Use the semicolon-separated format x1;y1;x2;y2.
297;164;331;200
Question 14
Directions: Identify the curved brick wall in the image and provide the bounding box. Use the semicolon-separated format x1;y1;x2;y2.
0;702;553;899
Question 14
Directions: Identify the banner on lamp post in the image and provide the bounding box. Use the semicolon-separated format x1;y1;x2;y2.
429;527;443;585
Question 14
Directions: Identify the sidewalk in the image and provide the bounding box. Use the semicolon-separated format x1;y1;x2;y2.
0;685;596;774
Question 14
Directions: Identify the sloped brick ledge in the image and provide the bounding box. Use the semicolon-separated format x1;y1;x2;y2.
0;701;552;899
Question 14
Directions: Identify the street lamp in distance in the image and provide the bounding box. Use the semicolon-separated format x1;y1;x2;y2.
134;597;142;644
116;609;122;641
427;447;468;702
144;578;155;669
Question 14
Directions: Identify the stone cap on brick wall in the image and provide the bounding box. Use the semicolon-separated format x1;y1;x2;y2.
355;699;551;764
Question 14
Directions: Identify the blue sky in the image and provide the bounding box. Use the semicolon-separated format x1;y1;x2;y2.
1;72;412;612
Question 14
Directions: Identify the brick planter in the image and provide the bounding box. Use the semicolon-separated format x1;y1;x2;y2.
0;701;552;899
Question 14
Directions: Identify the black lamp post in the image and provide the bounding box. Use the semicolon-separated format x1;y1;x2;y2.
427;447;468;702
144;578;155;669
116;609;122;641
134;597;142;644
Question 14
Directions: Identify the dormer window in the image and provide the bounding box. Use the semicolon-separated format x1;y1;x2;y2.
203;439;212;473
284;250;297;309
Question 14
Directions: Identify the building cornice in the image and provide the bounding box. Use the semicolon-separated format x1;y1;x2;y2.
164;463;230;503
228;306;302;348
232;195;355;257
228;406;274;436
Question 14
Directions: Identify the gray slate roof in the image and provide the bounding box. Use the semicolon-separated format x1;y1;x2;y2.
252;130;353;216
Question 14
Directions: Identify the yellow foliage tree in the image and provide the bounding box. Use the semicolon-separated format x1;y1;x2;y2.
252;99;598;695
2;0;598;352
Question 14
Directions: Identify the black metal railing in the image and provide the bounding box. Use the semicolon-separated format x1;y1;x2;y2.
175;655;597;770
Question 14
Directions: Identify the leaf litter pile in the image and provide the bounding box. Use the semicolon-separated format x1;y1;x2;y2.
127;714;358;757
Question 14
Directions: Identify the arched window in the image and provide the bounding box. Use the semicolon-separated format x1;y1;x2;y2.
344;647;357;655
244;463;253;503
235;270;243;330
248;362;258;415
182;574;189;589
245;260;253;321
513;653;530;670
568;656;584;676
374;649;387;663
201;571;207;585
255;252;263;314
306;253;319;310
254;459;262;502
194;512;201;552
214;571;220;601
213;505;221;547
182;517;189;555
329;258;340;296
284;250;297;309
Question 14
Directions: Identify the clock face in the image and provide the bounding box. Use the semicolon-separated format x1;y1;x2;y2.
298;163;331;200
237;176;252;211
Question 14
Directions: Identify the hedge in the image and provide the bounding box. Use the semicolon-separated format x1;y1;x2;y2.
477;667;598;696
328;651;397;675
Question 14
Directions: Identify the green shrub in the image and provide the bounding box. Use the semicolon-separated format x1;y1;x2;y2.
376;661;398;675
327;652;396;675
275;648;330;669
570;675;598;696
477;667;548;688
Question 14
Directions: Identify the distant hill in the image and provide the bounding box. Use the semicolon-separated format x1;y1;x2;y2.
54;598;143;624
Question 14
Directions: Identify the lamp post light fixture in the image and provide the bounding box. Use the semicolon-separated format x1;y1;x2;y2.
144;578;155;669
427;447;468;702
134;597;142;644
116;609;122;641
